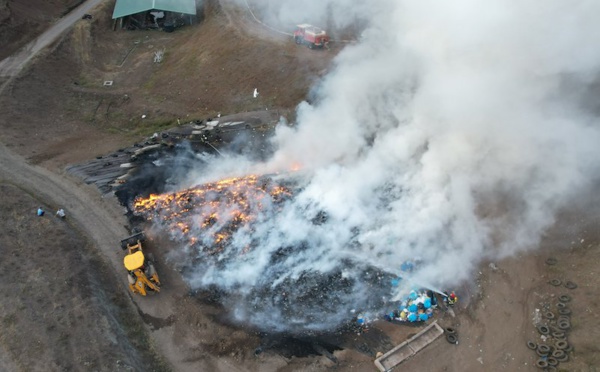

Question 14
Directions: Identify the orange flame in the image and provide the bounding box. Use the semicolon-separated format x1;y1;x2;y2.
133;175;292;252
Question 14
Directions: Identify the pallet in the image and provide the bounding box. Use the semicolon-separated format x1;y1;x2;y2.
374;320;444;372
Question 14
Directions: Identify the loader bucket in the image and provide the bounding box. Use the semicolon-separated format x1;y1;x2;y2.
124;250;145;270
120;232;145;250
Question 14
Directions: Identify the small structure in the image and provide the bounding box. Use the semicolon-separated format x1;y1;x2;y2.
112;0;197;31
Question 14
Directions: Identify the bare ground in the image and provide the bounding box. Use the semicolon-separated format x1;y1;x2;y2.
0;0;598;371
0;0;84;61
0;183;167;371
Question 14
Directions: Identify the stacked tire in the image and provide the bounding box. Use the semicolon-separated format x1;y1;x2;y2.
529;276;576;369
445;327;458;345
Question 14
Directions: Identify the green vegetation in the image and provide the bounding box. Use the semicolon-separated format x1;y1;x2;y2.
129;117;175;137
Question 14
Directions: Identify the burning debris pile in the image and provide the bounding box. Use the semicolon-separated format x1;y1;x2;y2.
132;173;398;332
134;175;293;254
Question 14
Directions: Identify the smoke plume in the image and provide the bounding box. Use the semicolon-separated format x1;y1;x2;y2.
143;0;600;331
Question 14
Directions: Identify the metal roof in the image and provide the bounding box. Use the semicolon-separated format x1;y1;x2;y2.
112;0;197;19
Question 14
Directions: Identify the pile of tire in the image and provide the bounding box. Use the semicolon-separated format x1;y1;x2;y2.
527;290;575;370
445;327;458;345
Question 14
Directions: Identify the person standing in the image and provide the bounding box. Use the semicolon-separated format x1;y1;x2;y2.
448;291;458;305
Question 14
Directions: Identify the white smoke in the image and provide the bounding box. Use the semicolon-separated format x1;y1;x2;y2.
261;0;600;287
148;0;600;331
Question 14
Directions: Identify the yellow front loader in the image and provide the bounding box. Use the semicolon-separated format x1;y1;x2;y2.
121;233;160;296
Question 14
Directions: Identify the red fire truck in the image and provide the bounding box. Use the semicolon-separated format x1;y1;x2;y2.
293;24;330;49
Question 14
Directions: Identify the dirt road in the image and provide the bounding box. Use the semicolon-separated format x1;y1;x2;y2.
0;142;128;255
0;0;130;276
0;1;187;368
0;0;105;89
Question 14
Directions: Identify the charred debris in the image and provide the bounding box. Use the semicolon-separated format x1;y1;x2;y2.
67;111;281;205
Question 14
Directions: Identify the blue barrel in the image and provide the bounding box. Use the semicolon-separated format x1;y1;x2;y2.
424;298;431;308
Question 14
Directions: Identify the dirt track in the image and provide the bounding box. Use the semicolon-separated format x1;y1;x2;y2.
0;0;105;89
0;0;599;371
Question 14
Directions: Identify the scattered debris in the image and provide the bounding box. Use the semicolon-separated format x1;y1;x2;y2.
67;111;281;195
532;308;541;324
103;80;113;86
153;49;165;63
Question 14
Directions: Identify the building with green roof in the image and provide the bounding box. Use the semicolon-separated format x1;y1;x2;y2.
112;0;197;19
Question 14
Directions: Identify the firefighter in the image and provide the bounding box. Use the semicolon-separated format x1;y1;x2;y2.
442;291;458;306
448;291;458;305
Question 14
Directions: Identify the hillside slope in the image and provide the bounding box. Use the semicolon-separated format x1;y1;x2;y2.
0;0;337;169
